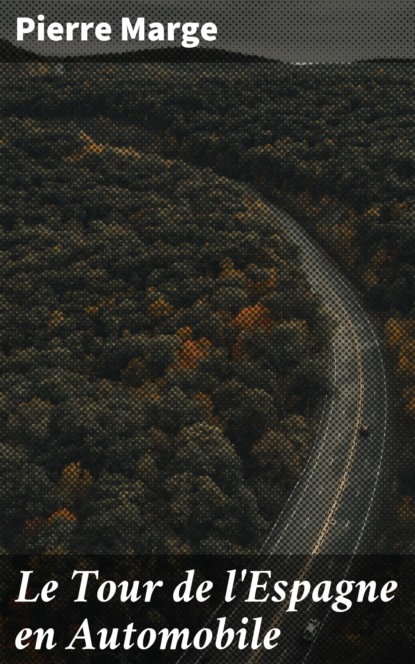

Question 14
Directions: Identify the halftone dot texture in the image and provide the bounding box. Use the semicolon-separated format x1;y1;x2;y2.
0;0;415;61
1;102;329;557
0;2;414;661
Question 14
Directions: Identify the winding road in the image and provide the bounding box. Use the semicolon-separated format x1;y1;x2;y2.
257;192;388;560
177;188;389;664
80;122;389;660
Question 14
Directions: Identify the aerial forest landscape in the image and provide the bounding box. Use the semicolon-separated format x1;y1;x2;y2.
1;60;415;661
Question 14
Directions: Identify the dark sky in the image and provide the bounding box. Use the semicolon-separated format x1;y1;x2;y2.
2;0;415;61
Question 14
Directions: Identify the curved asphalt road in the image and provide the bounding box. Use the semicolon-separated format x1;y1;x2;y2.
256;191;388;560
77;128;389;662
176;189;389;664
244;191;389;663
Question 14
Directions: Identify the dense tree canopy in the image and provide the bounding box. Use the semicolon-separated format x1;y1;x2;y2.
0;116;329;554
1;59;414;661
